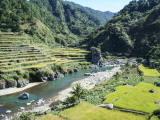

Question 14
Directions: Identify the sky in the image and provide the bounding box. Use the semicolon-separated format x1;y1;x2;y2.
64;0;131;13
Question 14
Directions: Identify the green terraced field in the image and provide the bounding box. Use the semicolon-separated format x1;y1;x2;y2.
114;82;160;114
139;64;160;76
104;85;134;104
59;103;148;120
0;35;91;72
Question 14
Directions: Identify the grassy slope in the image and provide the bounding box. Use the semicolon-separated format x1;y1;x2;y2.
104;85;133;104
139;64;160;76
22;19;79;46
114;82;160;113
59;102;148;120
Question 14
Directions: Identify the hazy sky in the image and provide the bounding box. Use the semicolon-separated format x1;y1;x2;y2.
64;0;131;12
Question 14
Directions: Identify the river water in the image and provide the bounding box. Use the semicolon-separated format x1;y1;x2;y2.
0;66;113;115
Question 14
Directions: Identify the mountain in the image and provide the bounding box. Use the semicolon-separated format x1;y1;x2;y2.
81;0;160;57
0;0;112;47
30;0;103;39
64;1;114;24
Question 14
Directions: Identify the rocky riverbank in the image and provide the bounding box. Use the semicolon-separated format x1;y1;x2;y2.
0;82;43;96
1;66;121;120
52;66;121;102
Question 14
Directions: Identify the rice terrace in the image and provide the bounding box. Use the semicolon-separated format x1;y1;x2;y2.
1;0;160;120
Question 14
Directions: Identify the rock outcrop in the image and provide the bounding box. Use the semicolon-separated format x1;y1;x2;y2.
18;92;29;99
0;80;6;89
47;70;55;81
47;73;55;81
154;82;160;87
6;79;17;88
149;89;157;93
17;79;29;88
91;47;101;65
74;68;79;72
55;72;64;79
69;69;74;74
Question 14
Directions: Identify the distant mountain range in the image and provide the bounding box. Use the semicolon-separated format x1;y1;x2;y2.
64;1;114;24
81;0;160;57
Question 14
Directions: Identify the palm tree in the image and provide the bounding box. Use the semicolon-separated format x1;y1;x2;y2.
70;83;85;103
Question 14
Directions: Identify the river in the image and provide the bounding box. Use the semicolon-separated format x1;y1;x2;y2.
0;66;113;115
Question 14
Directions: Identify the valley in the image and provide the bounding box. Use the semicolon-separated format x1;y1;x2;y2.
1;0;160;120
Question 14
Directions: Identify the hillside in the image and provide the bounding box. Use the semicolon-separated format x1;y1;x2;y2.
0;0;111;47
30;0;103;38
82;0;160;57
64;1;114;24
0;34;91;89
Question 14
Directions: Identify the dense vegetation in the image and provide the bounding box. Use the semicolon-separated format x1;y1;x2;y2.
82;0;160;57
0;0;113;47
0;0;38;32
64;1;114;25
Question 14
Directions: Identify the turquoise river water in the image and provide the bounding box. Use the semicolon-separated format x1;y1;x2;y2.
0;66;113;115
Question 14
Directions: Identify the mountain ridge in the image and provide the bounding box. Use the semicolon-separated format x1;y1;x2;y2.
81;0;160;57
64;1;114;24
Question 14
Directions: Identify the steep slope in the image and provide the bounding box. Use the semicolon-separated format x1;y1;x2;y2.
64;1;114;24
82;0;160;57
30;0;102;38
0;0;80;46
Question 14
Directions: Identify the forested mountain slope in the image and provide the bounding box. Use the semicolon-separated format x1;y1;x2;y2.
64;1;114;24
30;0;102;38
82;0;160;57
0;0;112;47
0;0;67;46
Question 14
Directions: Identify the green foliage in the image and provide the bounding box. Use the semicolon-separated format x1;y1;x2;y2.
115;72;121;80
70;83;85;103
125;61;130;66
66;96;77;104
82;1;160;56
30;0;107;39
19;112;31;120
132;63;137;68
126;75;141;86
65;1;114;24
136;58;143;63
51;64;66;73
13;74;20;81
152;108;160;116
86;96;102;105
49;101;60;107
0;0;39;32
141;76;144;81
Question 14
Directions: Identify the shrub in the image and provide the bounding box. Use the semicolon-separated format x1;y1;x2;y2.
24;72;29;79
125;61;130;66
13;75;20;80
132;63;137;68
137;66;144;76
86;96;102;105
66;96;77;104
49;101;60;107
153;108;160;116
136;58;143;63
19;112;31;120
141;76;144;81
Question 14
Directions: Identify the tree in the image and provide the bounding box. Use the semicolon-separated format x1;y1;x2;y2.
136;58;143;63
125;61;130;66
141;76;144;81
70;83;85;103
